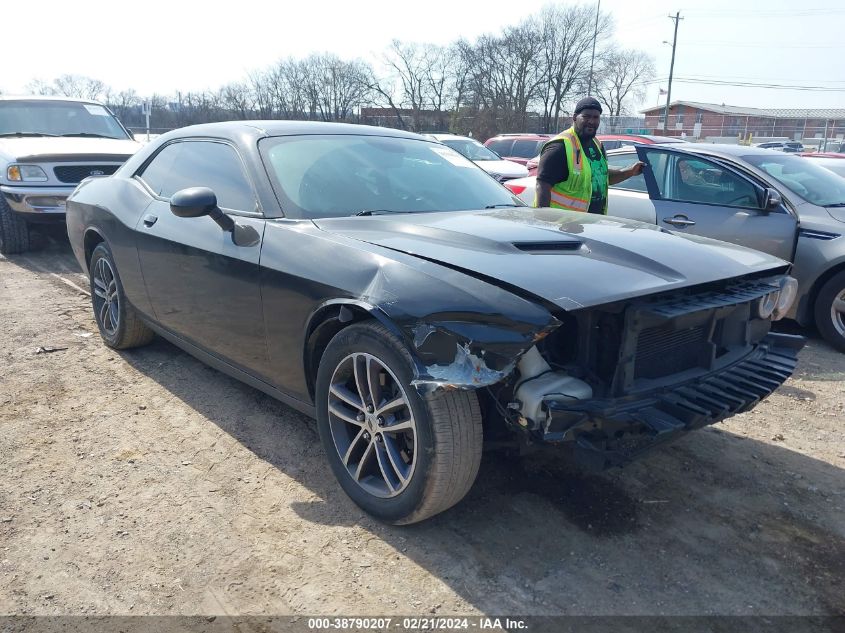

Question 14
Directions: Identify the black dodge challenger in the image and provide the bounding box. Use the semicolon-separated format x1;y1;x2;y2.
67;121;804;524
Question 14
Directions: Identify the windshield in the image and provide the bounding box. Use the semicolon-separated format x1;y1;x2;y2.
742;153;845;206
0;100;129;139
440;139;501;162
814;159;845;179
261;135;523;219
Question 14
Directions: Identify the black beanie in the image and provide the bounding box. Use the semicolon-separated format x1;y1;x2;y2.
574;96;603;114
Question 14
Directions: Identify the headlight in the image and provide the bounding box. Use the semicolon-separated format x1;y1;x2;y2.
6;164;48;182
772;276;799;321
756;291;779;319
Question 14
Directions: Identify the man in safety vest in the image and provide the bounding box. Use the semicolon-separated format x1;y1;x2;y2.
535;96;644;213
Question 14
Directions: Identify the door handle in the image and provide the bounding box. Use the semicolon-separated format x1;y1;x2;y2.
142;214;158;227
663;216;696;227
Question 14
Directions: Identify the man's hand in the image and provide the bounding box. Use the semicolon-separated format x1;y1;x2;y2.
628;161;645;177
608;161;645;185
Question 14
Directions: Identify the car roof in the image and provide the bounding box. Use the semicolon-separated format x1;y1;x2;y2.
598;134;686;144
0;95;104;106
608;142;808;160
158;120;429;143
486;133;552;141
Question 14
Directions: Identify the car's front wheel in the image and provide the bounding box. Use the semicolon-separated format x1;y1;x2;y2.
89;242;155;349
315;321;482;524
815;270;845;353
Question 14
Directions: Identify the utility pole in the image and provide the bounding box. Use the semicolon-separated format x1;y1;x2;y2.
587;0;601;95
662;11;683;133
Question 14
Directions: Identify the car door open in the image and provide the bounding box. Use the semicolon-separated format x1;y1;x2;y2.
636;145;798;262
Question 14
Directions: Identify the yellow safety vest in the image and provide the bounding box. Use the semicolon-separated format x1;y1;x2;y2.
534;127;607;214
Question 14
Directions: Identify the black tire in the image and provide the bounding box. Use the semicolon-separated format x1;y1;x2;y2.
89;242;155;349
0;195;30;255
814;270;845;353
315;321;483;524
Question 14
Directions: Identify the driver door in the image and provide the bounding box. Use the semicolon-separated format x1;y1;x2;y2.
636;146;798;262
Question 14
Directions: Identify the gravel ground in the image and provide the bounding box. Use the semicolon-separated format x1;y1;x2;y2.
1;239;844;620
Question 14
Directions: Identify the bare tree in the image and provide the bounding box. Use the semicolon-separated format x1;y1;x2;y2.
301;54;371;122
536;4;612;132
377;40;439;131
55;75;108;101
593;49;655;117
220;82;254;119
107;89;140;122
26;79;56;96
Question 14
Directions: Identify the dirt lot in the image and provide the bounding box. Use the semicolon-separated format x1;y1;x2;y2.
1;238;844;618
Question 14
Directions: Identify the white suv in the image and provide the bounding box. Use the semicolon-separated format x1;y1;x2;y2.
0;96;141;254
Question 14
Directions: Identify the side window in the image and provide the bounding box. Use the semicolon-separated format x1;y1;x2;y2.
487;139;513;156
512;139;540;158
138;143;182;195
603;140;622;150
650;153;760;209
608;153;647;192
159;141;257;212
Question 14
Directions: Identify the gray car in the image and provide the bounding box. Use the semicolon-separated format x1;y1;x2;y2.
607;144;845;351
506;144;845;351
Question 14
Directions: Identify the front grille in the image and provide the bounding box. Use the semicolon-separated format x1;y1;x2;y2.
635;324;707;379
54;165;119;184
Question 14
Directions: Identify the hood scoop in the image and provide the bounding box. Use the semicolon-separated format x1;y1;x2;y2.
513;240;582;253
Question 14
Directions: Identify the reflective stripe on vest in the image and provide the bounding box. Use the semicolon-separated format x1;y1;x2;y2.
550;190;589;211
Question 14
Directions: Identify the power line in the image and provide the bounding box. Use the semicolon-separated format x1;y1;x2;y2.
682;41;843;49
671;78;845;92
684;8;845;17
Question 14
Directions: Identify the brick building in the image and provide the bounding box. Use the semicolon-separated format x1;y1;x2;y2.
639;101;845;143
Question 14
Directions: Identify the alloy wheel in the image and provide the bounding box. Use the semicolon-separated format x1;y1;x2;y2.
92;257;119;336
327;352;417;498
831;288;845;337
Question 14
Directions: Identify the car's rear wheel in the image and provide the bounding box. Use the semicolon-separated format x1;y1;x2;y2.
315;321;482;524
89;242;155;349
0;195;30;255
815;270;845;353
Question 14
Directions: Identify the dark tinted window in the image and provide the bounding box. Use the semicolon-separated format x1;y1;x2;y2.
138;143;180;196
486;139;513;155
261;135;523;219
139;141;257;212
511;139;543;158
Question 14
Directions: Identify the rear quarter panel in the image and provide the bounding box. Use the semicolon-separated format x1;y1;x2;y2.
66;176;154;316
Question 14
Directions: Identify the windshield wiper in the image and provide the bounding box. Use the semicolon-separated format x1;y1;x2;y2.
60;132;119;139
0;132;60;137
354;209;403;216
824;203;845;208
484;203;523;209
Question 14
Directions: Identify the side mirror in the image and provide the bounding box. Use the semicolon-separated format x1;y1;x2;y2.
764;188;782;211
170;186;218;218
170;187;234;232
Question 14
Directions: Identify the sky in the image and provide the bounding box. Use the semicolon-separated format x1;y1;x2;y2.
4;0;844;111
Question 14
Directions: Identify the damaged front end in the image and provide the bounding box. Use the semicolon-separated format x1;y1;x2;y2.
397;273;804;470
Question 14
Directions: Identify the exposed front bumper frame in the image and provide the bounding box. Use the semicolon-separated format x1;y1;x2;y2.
540;332;805;469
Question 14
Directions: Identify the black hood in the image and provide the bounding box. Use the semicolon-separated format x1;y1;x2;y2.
313;208;788;310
